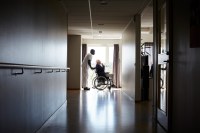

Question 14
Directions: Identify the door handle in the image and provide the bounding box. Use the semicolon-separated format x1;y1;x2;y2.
163;60;169;63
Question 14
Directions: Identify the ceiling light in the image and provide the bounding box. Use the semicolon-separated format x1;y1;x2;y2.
100;0;108;5
141;31;150;34
141;27;150;34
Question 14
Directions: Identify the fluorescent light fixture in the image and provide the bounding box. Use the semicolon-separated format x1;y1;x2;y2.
141;31;150;34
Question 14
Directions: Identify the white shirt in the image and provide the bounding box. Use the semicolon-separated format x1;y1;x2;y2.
82;53;93;70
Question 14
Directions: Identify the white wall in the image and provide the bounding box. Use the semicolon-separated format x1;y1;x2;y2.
67;35;81;89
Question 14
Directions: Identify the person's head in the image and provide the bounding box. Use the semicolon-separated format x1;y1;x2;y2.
90;49;95;55
96;59;101;64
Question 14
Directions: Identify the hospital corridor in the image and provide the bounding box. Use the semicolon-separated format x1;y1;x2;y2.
1;0;200;133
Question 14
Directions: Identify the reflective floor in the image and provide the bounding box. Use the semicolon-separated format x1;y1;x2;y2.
37;89;166;133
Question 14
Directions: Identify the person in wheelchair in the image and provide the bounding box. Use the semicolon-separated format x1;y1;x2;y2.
95;59;109;85
95;59;108;77
94;59;113;90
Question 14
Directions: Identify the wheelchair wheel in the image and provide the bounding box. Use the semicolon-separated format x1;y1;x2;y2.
92;75;97;88
93;76;108;90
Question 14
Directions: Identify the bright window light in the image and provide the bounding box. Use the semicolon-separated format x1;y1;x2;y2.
87;45;114;88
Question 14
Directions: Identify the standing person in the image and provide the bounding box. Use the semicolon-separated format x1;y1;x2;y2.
82;49;95;90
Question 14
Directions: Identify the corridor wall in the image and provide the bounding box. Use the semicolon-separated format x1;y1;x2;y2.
0;0;68;132
121;15;141;101
67;35;81;90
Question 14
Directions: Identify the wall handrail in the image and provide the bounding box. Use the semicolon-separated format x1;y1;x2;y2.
0;62;70;72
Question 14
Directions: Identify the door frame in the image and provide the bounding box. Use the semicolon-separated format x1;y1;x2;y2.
153;0;173;131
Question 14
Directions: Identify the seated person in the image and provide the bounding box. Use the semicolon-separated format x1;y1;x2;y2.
95;59;108;78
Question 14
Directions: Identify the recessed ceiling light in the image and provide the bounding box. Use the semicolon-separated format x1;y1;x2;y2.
100;0;108;5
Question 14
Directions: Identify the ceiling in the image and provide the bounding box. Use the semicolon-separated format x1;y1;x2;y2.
63;0;153;40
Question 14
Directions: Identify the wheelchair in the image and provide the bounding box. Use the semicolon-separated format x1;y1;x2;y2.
92;72;113;90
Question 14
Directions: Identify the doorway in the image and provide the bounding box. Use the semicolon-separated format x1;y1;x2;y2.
87;45;114;88
141;0;153;101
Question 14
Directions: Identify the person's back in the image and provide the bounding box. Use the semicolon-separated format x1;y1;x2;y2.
82;53;92;70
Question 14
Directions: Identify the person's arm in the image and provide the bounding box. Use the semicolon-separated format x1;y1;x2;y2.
88;60;95;70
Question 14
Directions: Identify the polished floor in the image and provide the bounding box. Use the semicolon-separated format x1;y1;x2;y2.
37;89;166;133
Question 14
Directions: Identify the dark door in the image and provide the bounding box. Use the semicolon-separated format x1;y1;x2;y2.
154;0;171;130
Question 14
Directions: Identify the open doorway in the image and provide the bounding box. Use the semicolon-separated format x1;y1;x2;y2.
87;45;114;88
140;1;153;101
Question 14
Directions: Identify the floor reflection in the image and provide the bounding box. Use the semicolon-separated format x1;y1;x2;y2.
85;90;117;132
37;89;166;133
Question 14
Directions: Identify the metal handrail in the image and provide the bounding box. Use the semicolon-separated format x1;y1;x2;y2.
0;62;70;75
